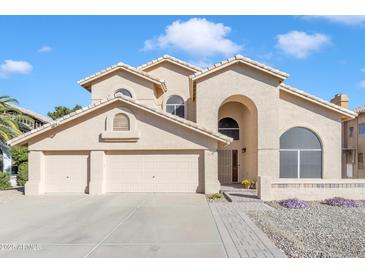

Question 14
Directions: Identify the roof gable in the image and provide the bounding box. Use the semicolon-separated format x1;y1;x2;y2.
190;55;289;82
8;96;232;146
78;62;167;92
138;55;202;73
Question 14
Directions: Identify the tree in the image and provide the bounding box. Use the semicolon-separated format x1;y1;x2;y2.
11;146;28;166
0;96;33;142
47;104;82;120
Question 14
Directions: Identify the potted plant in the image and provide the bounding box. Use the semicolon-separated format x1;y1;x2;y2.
240;179;257;189
241;179;252;189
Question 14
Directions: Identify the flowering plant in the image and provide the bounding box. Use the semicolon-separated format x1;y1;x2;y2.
279;198;308;209
241;179;256;189
325;197;361;208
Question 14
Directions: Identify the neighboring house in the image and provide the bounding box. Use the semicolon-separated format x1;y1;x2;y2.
8;54;357;195
0;105;51;185
342;102;365;178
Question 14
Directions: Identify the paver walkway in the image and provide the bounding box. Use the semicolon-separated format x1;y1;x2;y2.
210;203;286;258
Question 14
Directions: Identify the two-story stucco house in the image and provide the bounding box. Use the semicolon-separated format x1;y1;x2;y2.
8;55;357;195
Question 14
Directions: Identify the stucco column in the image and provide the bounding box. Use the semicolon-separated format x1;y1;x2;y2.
89;150;106;195
257;98;280;179
25;151;45;195
204;149;220;194
257;176;272;201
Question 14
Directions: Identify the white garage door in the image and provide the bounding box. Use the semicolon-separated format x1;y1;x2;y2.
45;152;89;193
106;151;200;192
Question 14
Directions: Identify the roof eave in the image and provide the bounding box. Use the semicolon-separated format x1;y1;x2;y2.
8;97;230;146
280;85;357;119
78;66;167;93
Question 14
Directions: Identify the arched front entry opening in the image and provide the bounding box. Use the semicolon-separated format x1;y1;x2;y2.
217;95;258;184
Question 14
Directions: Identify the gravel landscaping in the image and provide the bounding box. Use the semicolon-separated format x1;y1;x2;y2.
247;200;365;257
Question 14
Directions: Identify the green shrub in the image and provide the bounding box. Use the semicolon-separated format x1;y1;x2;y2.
11;146;28;166
17;162;28;186
208;193;224;200
0;172;11;190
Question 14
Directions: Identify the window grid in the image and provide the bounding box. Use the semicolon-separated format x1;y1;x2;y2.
279;127;322;179
280;149;322;179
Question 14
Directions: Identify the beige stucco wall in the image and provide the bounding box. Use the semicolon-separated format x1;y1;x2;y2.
279;92;343;179
142;61;196;121
258;177;365;201
195;63;281;179
90;70;159;107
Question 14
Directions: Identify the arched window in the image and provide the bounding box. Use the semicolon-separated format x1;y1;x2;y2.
166;95;184;118
218;117;239;140
113;113;130;131
115;88;132;98
280;127;322;178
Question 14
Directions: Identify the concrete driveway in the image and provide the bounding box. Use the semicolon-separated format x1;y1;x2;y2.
0;191;226;257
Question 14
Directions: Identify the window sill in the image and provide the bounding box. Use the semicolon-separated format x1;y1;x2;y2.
101;130;140;142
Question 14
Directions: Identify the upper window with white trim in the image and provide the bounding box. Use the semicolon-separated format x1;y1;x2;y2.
115;88;132;98
166;95;184;118
113;113;130;131
218;117;239;140
280;127;322;178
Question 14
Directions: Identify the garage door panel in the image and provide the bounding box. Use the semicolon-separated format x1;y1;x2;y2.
106;152;200;193
45;153;89;193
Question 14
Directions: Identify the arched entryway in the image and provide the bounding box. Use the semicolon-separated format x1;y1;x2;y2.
217;95;258;184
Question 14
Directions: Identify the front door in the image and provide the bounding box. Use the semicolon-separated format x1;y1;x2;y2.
218;150;239;184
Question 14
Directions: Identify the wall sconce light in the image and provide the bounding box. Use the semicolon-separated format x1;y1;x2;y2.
242;148;246;153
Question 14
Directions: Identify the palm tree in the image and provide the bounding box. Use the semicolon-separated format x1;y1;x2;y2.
0;96;34;143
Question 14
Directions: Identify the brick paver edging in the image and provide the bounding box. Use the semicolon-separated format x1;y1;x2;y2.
209;203;286;258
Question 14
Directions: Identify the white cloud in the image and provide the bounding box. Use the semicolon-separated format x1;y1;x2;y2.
143;18;241;58
360;81;365;89
38;46;52;53
308;16;365;26
0;60;33;78
276;31;330;59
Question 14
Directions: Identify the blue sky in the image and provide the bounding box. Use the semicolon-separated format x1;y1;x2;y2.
0;15;365;116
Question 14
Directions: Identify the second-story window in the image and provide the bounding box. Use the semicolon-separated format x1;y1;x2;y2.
359;123;365;137
115;88;132;98
166;95;185;118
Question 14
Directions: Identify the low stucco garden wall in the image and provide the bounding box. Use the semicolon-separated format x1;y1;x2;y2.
258;176;365;201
